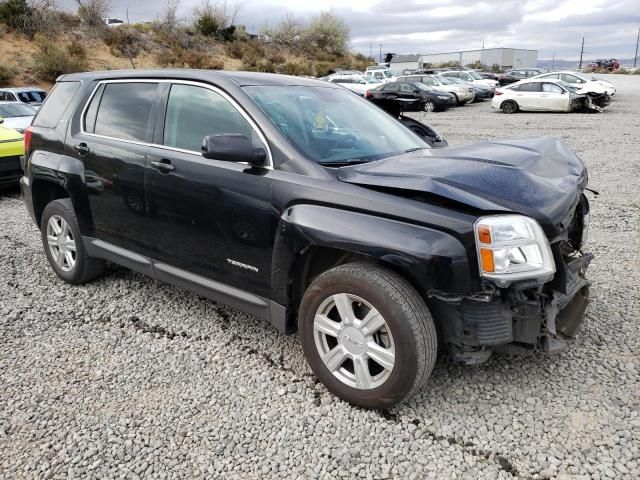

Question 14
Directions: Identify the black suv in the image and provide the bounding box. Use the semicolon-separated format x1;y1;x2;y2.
21;70;592;409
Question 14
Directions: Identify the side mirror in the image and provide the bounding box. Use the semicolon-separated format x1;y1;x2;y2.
201;133;267;166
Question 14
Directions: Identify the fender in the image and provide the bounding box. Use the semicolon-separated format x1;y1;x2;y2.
271;204;476;309
28;151;93;234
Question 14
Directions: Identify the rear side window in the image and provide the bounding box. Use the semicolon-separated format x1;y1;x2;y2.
92;82;158;142
32;82;80;128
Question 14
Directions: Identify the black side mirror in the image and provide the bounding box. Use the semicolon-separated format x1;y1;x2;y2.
201;133;267;166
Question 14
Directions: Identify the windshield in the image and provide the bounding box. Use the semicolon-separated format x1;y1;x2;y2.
383;70;395;78
412;82;434;92
17;91;46;103
244;86;428;166
557;81;577;92
438;77;454;85
0;103;36;117
468;71;482;80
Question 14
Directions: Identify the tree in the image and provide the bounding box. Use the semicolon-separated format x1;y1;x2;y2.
193;0;240;41
306;11;350;55
75;0;110;27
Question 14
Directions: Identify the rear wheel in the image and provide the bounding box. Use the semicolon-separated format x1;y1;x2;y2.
501;100;519;114
299;263;437;409
41;199;105;284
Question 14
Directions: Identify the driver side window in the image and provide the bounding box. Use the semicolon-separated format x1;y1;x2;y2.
163;84;264;153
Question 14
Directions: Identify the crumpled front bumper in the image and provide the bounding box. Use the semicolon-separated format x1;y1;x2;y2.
430;252;593;365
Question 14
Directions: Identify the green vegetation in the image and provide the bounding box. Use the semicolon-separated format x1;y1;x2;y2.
31;36;87;82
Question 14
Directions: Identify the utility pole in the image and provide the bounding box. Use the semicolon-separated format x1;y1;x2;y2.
369;42;373;61
552;52;555;70
379;44;382;64
578;37;585;70
634;27;639;68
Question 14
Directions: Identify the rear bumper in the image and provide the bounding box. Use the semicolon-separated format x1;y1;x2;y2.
432;253;593;365
0;155;23;187
20;175;36;224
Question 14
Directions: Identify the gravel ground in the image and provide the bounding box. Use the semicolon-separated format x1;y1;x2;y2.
1;74;639;480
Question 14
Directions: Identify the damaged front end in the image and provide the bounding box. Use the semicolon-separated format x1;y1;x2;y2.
571;86;612;112
430;195;593;365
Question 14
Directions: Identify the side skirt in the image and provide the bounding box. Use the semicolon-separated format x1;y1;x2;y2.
83;237;288;334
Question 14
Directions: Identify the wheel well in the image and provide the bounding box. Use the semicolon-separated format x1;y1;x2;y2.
288;246;428;333
32;181;69;227
501;99;517;109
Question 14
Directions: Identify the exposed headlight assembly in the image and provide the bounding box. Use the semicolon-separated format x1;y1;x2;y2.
474;215;555;287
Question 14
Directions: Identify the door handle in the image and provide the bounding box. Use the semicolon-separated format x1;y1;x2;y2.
150;159;176;173
74;143;90;156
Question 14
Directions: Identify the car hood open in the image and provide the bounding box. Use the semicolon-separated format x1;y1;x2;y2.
337;137;587;236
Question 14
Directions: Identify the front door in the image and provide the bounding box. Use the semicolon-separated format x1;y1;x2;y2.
67;81;161;254
144;82;273;297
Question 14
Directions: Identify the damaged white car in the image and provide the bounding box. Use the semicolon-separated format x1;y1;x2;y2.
531;71;616;96
492;79;610;114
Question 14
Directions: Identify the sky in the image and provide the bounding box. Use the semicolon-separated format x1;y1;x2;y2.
61;0;640;60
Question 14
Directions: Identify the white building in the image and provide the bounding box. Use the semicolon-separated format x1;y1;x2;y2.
420;48;538;69
390;48;538;71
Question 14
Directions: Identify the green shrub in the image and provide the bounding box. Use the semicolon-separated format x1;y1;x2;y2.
0;63;16;86
156;47;224;69
32;37;86;82
0;0;31;29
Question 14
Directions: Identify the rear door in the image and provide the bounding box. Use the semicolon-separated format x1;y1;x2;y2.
510;82;542;110
67;80;161;254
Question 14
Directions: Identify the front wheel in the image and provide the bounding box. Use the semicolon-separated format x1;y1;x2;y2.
299;263;438;409
423;100;436;112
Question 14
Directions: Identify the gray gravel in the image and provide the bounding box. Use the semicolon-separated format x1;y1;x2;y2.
1;73;639;480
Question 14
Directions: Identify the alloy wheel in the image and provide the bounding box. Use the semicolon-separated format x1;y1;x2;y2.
424;101;435;112
313;293;395;390
46;215;76;272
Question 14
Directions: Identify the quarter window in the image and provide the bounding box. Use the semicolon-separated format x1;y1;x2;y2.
163;84;260;153
93;82;158;142
33;81;80;128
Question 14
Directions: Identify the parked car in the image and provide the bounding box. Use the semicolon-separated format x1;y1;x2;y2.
22;70;593;409
498;68;546;86
445;77;495;101
589;59;619;72
0;102;36;133
530;71;615;96
439;70;499;87
492;79;610;113
364;68;396;83
0;125;24;188
476;71;499;80
325;74;382;96
395;75;475;105
103;17;125;27
366;81;457;113
0;87;47;109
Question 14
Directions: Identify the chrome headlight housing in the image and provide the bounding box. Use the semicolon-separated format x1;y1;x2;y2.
474;215;555;287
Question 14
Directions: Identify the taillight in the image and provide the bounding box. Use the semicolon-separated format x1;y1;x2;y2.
365;90;370;98
495;90;504;95
24;126;33;153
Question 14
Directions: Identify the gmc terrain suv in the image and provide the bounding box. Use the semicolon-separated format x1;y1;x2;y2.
21;70;592;409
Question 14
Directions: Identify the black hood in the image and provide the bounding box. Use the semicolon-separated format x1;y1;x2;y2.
337;137;587;236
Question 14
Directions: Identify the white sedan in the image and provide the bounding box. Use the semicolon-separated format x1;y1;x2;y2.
491;79;609;113
327;75;383;96
530;71;615;96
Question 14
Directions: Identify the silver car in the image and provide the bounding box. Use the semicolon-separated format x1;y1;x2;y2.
0;87;47;109
0;101;36;134
396;75;475;105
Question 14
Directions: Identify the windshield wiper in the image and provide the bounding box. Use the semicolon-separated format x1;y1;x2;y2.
405;147;428;153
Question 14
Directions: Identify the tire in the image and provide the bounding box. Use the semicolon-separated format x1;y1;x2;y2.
501;100;519;114
423;100;436;113
41;199;105;284
299;263;437;409
452;93;462;106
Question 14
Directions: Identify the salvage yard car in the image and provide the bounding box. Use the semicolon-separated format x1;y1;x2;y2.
492;78;610;113
0;124;24;187
366;81;457;112
530;71;616;96
0;101;37;134
21;70;592;409
0;87;47;109
395;74;475;105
